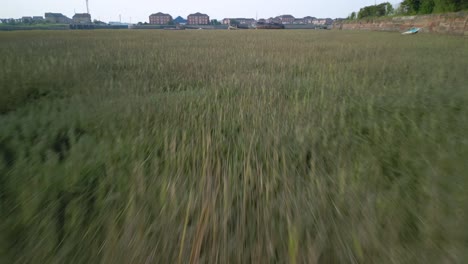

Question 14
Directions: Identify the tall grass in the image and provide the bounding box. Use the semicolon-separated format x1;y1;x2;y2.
0;30;467;263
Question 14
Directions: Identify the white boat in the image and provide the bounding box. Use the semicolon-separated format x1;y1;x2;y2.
402;27;420;35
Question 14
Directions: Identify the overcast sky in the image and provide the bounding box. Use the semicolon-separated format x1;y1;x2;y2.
2;0;400;23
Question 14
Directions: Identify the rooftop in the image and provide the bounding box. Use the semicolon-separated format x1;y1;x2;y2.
224;18;255;20
150;12;171;17
189;12;209;17
73;13;91;18
174;16;187;22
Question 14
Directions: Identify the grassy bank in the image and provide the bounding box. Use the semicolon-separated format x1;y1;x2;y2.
0;30;467;263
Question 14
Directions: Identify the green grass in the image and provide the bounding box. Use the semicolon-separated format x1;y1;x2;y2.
0;30;467;263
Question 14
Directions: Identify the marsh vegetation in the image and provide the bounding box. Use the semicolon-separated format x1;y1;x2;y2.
0;30;467;263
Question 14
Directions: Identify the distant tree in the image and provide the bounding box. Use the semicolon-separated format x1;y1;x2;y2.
352;0;464;18
350;12;357;19
400;0;421;14
358;5;371;18
432;0;456;13
168;20;175;25
419;0;435;13
455;0;468;10
358;3;393;18
399;0;465;14
210;19;221;25
385;2;395;15
93;19;107;25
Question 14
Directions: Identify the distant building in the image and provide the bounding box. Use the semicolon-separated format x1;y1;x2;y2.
187;12;210;25
173;16;187;25
45;13;72;24
303;16;317;24
258;18;266;23
312;19;321;25
222;18;256;26
149;12;173;25
266;17;281;24
312;18;333;26
21;16;33;23
32;16;44;22
293;18;305;24
277;15;295;24
73;13;91;24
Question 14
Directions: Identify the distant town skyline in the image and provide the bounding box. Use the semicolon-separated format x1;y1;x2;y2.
2;0;400;23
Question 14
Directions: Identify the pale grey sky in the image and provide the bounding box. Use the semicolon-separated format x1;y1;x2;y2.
2;0;399;23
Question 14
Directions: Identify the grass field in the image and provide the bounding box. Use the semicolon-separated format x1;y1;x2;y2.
0;30;467;263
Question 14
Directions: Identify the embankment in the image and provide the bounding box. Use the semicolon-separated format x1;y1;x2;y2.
334;11;468;36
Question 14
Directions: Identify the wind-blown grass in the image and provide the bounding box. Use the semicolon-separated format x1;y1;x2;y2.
0;30;467;263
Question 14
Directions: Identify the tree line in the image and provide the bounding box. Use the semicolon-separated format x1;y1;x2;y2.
348;0;468;19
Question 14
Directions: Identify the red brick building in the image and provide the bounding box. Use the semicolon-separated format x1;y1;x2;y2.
303;16;317;24
187;12;210;25
278;15;295;24
149;12;173;25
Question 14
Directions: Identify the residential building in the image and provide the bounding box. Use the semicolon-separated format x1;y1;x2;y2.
22;16;33;23
73;13;92;24
45;13;72;24
258;18;266;23
303;16;317;24
277;15;295;24
174;16;187;25
187;12;210;25
293;18;305;24
312;18;333;25
312;19;323;25
266;17;281;24
222;18;256;26
149;12;173;25
33;16;44;22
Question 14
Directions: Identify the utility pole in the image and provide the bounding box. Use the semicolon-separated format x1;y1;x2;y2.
86;0;89;14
